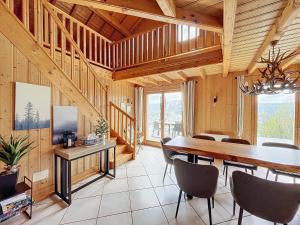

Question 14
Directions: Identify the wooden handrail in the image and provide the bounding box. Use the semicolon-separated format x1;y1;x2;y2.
110;102;136;157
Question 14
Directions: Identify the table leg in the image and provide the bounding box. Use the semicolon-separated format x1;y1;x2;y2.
113;146;116;177
104;148;109;175
61;158;67;199
54;155;58;194
99;151;103;173
67;160;72;205
187;154;196;199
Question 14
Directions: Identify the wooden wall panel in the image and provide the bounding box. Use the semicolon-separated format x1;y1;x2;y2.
194;74;237;137
0;33;134;200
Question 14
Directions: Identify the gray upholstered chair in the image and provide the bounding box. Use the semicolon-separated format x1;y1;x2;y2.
192;135;215;165
174;158;219;225
263;142;300;183
230;171;300;225
160;137;187;181
221;138;257;186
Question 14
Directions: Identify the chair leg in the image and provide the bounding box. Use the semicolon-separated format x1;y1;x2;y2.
207;198;213;225
225;166;228;186
233;200;236;216
212;197;214;208
175;190;182;218
251;170;254;176
275;174;278;182
293;177;296;184
238;208;243;225
163;164;168;182
223;166;225;175
245;168;247;173
266;169;270;179
170;164;172;174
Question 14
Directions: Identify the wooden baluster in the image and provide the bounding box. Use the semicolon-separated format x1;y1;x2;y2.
168;24;171;56
109;43;111;68
37;0;43;44
188;25;190;52
175;24;178;54
162;25;165;57
203;30;206;47
89;31;92;61
141;34;144;63
99;38;102;65
44;9;49;45
116;43;119;68
124;40;126;67
61;16;66;72
181;24;183;53
70;21;75;79
157;27;160;59
113;43;116;69
77;25;81;54
117;110;119;134
104;41;107;67
151;30;154;60
196;28;199;49
22;0;29;29
49;15;55;58
109;103;112;131
120;41;123;67
94;33;97;62
96;36;99;64
137;35;139;64
129;120;132;147
133;118;137;158
146;31;149;62
132;38;135;65
33;0;38;39
83;28;87;58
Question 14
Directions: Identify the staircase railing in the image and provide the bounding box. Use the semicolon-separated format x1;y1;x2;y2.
2;0;109;119
110;102;136;156
113;24;221;69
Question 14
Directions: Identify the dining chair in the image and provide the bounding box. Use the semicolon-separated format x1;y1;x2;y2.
262;142;300;183
192;135;215;165
160;137;187;182
174;158;219;225
230;171;300;225
221;138;257;186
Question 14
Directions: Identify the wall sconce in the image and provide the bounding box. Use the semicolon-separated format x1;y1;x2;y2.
213;96;218;107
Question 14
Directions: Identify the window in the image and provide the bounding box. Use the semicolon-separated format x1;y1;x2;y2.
145;91;182;143
257;93;296;145
177;25;198;42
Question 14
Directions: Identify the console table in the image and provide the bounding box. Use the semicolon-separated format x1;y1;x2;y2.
54;140;116;205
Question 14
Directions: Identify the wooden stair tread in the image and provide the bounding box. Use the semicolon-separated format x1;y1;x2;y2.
109;152;133;168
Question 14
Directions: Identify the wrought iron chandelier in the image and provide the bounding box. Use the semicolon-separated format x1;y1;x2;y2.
240;41;300;95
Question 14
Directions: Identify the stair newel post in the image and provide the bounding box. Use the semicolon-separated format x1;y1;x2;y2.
133;118;137;159
105;85;109;120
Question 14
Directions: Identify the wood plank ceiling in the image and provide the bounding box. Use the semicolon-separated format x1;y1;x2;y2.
52;0;300;87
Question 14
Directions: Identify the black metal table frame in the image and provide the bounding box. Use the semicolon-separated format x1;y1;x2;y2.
54;146;116;205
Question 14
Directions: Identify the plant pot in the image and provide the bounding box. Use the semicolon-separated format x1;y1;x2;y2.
0;170;19;195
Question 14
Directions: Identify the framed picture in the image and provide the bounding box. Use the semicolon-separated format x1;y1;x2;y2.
15;82;51;130
53;106;78;145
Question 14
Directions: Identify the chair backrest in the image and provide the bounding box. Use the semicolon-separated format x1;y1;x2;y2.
221;138;250;145
193;135;215;141
174;158;219;198
230;171;300;224
160;137;174;164
262;142;299;150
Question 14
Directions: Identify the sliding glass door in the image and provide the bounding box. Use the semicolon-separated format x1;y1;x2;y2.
145;91;182;143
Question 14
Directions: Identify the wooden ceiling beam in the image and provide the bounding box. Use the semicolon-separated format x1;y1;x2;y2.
199;68;206;79
130;18;143;33
223;0;237;77
156;0;176;17
159;74;173;83
177;71;187;81
70;5;77;16
144;77;159;85
92;9;132;36
247;0;300;74
85;12;94;25
58;0;223;33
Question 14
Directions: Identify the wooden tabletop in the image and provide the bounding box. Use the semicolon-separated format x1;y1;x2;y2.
164;136;300;174
55;140;116;161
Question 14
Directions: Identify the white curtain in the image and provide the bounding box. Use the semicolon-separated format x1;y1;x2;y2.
237;75;244;138
181;80;196;137
134;87;144;134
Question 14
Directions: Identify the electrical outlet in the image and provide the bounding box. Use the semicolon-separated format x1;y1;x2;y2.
33;170;49;182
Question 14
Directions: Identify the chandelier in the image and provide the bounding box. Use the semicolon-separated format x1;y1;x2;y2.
240;41;300;95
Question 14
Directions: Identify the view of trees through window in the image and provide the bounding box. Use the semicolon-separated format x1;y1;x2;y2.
257;93;295;145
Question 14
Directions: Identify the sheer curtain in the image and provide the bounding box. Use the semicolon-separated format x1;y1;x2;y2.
236;75;244;138
181;80;196;137
134;87;144;134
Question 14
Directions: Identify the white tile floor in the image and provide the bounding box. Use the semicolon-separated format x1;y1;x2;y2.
3;145;300;225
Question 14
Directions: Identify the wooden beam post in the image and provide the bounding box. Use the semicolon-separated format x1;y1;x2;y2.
177;71;187;81
58;0;223;33
248;0;300;74
156;0;176;17
223;0;237;77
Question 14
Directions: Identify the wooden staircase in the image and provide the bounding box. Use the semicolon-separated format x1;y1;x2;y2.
109;102;136;167
0;0;137;168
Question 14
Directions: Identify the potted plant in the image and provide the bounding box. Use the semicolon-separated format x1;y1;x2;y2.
95;117;109;144
0;134;33;193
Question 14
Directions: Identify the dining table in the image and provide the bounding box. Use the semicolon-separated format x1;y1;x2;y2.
164;136;300;174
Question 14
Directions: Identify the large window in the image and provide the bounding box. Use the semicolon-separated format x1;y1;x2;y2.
257;93;296;145
145;91;182;143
